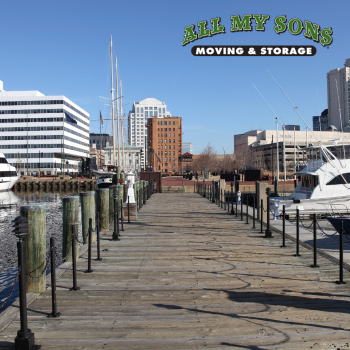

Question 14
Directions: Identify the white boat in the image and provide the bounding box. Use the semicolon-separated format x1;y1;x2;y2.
0;153;20;192
92;169;114;188
272;144;350;215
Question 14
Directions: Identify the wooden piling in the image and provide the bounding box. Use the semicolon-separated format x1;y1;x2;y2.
20;203;47;293
117;185;124;217
96;188;109;231
62;196;79;262
80;191;96;244
109;186;118;226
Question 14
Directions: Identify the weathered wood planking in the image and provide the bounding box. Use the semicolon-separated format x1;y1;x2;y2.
1;193;350;349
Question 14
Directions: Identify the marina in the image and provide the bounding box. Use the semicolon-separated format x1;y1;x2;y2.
1;192;350;349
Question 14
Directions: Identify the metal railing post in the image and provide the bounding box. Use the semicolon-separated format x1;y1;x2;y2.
281;205;286;247
311;214;319;268
294;208;301;256
337;221;346;284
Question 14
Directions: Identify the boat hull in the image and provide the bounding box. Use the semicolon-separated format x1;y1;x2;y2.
325;216;350;235
271;195;350;216
0;176;20;192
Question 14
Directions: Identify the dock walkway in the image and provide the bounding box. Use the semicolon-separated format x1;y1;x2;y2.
1;193;350;349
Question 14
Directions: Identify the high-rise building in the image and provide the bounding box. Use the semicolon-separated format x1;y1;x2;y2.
313;109;329;131
0;81;90;175
146;116;182;173
128;98;171;169
182;142;193;154
327;58;350;130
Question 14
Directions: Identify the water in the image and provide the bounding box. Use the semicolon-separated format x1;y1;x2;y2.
0;190;84;313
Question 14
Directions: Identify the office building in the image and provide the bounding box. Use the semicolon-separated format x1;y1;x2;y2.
89;133;112;149
0;81;90;175
327;58;350;130
234;128;350;172
104;144;142;173
146;116;182;173
313;109;329;131
128;98;172;169
182;142;193;154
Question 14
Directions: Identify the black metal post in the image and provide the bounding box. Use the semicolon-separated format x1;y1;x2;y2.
239;195;242;221
212;181;215;203
235;192;238;218
245;194;249;224
230;182;234;214
121;199;124;231
281;205;286;247
260;199;263;233
337;221;346;284
48;237;60;318
127;196;130;223
264;188;273;238
15;238;35;349
112;188;120;241
85;218;93;273
252;196;255;229
70;225;79;291
96;212;102;261
311;213;319;268
294;208;301;256
224;191;226;210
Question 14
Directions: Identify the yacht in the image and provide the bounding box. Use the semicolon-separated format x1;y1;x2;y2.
92;169;114;189
0;153;20;192
273;144;350;215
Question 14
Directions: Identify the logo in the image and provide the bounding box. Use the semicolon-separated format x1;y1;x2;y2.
182;15;333;57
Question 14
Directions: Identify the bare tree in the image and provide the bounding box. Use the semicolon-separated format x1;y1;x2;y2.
195;143;218;174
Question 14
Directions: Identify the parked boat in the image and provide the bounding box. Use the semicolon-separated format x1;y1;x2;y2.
325;216;350;235
272;144;350;215
92;170;114;189
0;153;20;192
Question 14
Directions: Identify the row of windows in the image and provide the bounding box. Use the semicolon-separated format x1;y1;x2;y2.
0;109;89;127
0;171;17;177
157;158;176;162
0;100;89;120
157;145;178;150
157;128;176;132
157;121;176;125
158;151;177;156
0;143;88;154
158;134;176;137
12;162;78;169
0;134;89;147
0;117;89;134
136;107;166;113
5;153;55;159
157;139;181;144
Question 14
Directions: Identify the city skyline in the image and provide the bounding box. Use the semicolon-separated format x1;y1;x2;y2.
0;0;348;154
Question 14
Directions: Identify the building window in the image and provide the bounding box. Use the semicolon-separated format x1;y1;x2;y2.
173;151;175;155
145;107;148;110
155;111;157;117
141;108;143;113
173;139;175;143
137;108;139;113
165;140;167;143
173;133;175;137
165;145;167;149
173;145;175;149
173;121;175;125
165;158;167;161
145;112;148;118
164;128;167;131
173;128;175;131
164;121;167;125
149;107;153;110
163;108;165;113
168;134;171;137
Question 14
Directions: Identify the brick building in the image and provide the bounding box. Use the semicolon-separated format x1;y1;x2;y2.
146;116;182;173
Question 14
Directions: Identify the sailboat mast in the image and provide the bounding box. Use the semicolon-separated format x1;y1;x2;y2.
115;57;121;166
110;36;116;165
276;122;279;182
120;80;125;169
294;127;296;181
283;125;286;181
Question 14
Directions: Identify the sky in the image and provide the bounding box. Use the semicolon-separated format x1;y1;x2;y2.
0;0;348;155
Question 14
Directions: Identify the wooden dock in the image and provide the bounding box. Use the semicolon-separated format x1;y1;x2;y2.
1;193;350;349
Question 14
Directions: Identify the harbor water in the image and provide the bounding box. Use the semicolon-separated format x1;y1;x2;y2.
0;190;84;313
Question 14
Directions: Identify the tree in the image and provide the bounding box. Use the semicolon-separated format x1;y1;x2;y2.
195;143;218;174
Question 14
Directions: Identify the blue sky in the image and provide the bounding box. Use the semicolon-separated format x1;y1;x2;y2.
0;0;348;154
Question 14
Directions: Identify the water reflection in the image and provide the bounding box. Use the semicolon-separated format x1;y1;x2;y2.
0;190;83;313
